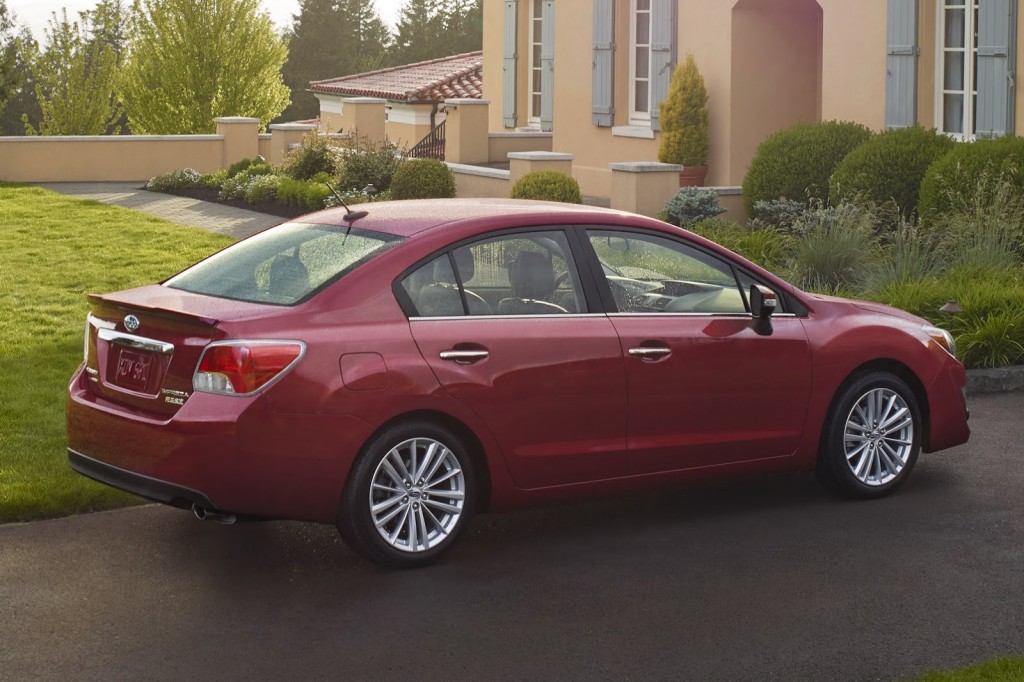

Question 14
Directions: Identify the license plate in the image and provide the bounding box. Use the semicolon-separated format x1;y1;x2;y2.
114;349;152;392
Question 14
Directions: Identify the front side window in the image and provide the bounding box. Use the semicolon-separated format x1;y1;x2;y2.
938;0;979;139
629;0;653;125
166;223;402;305
588;230;747;314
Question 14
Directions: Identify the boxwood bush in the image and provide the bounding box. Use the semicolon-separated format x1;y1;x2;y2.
664;187;725;227
510;170;582;204
742;120;872;214
389;158;457;200
829;126;955;220
919;135;1024;220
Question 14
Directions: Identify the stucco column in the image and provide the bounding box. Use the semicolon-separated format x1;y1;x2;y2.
508;151;575;184
339;97;387;145
444;99;490;164
215;117;261;169
268;123;318;167
609;162;683;218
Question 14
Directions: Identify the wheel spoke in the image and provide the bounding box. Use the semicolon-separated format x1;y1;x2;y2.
377;502;406;530
372;482;402;494
424;499;461;515
422;446;449;486
388;506;410;544
380;459;406;489
371;495;403;515
416;507;430;550
414;441;439;483
406;503;418;549
854;446;873;479
425;467;461;490
426;489;465;500
409;439;418;481
388;449;413;483
423;505;447;535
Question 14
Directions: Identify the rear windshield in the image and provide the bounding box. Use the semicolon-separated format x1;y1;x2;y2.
165;222;403;305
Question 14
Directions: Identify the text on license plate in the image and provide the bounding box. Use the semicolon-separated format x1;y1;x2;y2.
115;349;152;391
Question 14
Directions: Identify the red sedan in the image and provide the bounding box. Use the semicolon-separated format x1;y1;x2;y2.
67;199;970;567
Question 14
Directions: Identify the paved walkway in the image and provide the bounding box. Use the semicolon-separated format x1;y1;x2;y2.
39;182;282;239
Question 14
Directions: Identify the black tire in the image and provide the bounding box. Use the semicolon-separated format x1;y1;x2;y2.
816;371;922;499
337;420;476;568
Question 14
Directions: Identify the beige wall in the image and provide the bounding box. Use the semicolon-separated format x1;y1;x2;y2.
451;167;511;198
487;132;552;161
0;136;224;182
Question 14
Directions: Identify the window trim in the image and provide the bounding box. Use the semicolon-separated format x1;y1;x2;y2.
935;0;979;140
527;0;543;126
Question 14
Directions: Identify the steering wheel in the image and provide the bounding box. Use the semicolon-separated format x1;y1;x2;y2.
553;270;571;289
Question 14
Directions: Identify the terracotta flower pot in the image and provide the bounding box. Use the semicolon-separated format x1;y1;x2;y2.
678;165;708;187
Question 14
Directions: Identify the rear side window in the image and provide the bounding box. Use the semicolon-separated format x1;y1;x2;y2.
166;223;403;305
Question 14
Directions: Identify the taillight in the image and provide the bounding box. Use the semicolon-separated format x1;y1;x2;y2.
193;341;304;396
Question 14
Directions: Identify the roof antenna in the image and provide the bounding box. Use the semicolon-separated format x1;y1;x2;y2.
325;181;369;223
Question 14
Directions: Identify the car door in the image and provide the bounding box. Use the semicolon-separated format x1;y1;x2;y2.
583;228;813;474
399;228;629;489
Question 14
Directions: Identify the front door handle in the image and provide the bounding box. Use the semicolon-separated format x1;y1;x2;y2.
628;346;672;360
440;349;489;364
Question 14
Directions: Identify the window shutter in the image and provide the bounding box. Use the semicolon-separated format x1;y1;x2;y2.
503;0;519;129
885;0;918;129
591;0;615;127
540;0;556;132
976;0;1016;137
650;0;676;132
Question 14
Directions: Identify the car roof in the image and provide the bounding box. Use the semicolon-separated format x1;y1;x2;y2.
300;198;655;238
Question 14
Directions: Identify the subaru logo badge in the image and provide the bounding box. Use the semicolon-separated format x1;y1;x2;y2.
124;315;140;333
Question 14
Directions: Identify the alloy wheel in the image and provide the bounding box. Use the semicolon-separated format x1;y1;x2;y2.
843;387;915;487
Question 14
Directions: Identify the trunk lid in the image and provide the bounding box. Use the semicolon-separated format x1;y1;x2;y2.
83;285;281;417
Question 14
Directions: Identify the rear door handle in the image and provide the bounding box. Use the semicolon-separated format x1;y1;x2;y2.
439;349;489;364
628;346;671;360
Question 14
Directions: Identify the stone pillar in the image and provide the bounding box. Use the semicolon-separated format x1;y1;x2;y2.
268;123;318;167
444;99;491;164
339;97;387;145
508;151;575;184
215;117;261;169
609;162;684;218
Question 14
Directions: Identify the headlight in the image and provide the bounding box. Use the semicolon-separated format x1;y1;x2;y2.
923;325;957;358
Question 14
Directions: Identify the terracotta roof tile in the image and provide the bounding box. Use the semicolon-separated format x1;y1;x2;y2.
309;52;483;103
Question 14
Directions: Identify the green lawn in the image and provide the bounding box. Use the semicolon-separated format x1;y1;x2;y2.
913;656;1024;681
0;184;233;522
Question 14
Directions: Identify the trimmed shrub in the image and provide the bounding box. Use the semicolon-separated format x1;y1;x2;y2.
919;135;1024;220
243;174;281;204
829;126;955;220
390;158;457;200
226;156;267;179
664;187;725;227
277;177;332;210
510;170;582;204
200;169;228;189
657;52;709;166
283;134;340;180
145;168;203;192
742;120;873;214
337;137;404;192
219;166;272;201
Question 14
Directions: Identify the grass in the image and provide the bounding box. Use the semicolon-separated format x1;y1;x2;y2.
0;184;233;523
912;656;1024;681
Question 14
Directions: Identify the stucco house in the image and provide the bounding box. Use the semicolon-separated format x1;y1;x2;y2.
481;0;1021;197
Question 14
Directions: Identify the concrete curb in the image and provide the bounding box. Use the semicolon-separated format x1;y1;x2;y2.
966;366;1024;394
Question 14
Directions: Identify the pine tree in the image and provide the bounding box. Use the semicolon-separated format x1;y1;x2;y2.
391;0;481;65
280;0;390;122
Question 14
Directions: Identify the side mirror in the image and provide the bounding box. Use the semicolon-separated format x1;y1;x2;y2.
750;285;777;336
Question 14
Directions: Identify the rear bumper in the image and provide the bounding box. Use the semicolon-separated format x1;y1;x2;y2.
68;448;218;511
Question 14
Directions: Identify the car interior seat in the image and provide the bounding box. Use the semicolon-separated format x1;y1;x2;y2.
497;251;568;315
417;250;492;316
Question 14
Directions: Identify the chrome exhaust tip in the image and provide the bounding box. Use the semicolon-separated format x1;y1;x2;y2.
191;502;236;525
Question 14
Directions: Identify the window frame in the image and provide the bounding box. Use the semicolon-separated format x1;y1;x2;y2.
628;0;653;126
935;0;980;140
527;0;544;127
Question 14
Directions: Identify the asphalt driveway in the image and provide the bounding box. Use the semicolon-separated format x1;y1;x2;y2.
2;392;1022;681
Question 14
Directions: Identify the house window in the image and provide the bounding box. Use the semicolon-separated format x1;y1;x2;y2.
938;0;979;139
528;0;544;125
629;0;653;125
